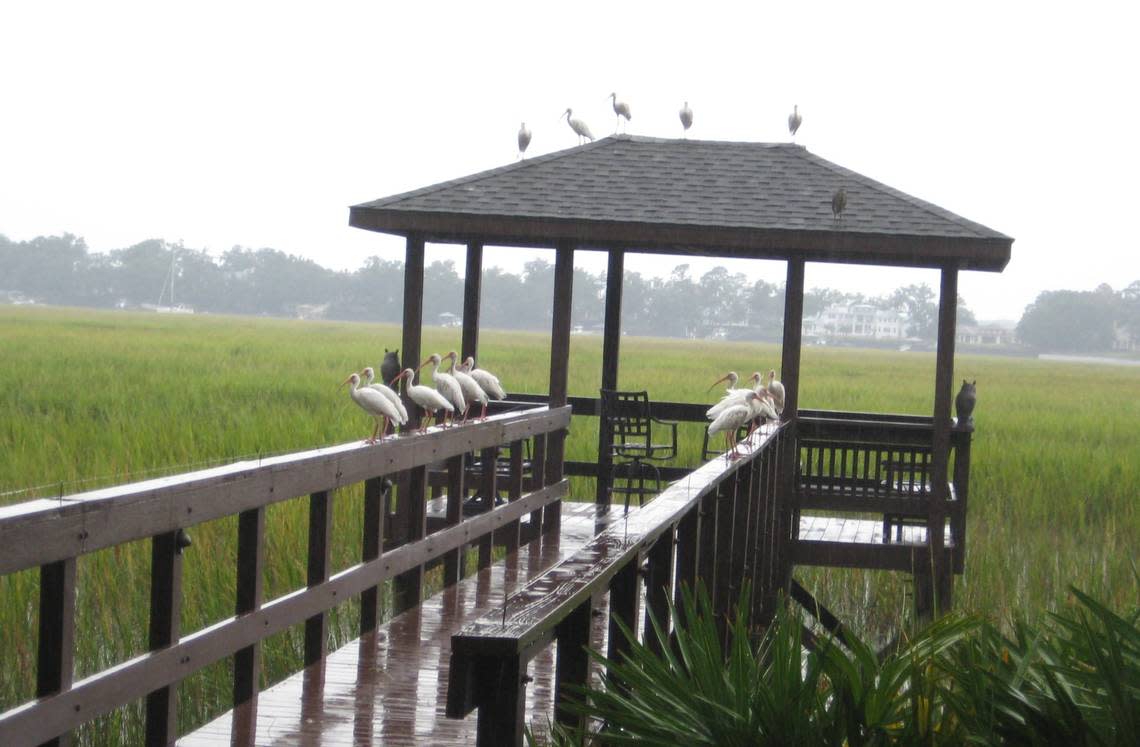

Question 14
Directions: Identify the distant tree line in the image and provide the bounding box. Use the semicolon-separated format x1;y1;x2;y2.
4;233;1135;351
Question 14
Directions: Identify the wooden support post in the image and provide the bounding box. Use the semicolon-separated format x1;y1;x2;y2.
146;530;183;746
394;466;427;614
926;263;958;617
951;432;971;573
528;434;547;541
673;505;699;618
502;440;524;552
544;243;574;531
304;491;333;666
461;240;483;364
400;235;425;433
444;453;466;585
360;477;386;634
607;560;639;665
477;447;498;570
712;475;739;635
595;249;624;506
233;506;265;724
644;529;674;657
474;657;526;747
773;258;805;619
696;492;716;598
37;558;76;747
555;597;593;729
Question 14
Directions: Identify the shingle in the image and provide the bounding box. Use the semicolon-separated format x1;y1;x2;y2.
351;136;1012;270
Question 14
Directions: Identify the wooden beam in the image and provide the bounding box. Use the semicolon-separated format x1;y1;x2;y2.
232;507;265;715
775;258;805;613
461;240;483;363
400;234;425;431
145;531;183;746
595;249;624;506
360;477;386;634
544;243;574;530
37;558;75;747
928;264;958;616
304;491;333;666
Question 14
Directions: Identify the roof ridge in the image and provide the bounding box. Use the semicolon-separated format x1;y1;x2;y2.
355;138;620;210
789;148;1009;240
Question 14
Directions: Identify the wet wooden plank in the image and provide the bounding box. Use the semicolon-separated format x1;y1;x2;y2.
182;502;620;746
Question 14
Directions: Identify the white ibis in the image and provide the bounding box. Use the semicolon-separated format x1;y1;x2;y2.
741;388;779;446
679;101;693;134
563;108;595;144
518;122;532;158
462;356;506;401
608;92;631;132
445;351;488;422
341;372;402;444
359;366;409;433
706;372;762;420
788;105;802;138
832;187;847;219
392;367;453;432
708;391;759;460
763;369;786;415
420;353;465;426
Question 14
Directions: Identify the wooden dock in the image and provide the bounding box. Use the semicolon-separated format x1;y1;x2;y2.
183;502;620;745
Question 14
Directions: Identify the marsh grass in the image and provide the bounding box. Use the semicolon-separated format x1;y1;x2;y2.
1;306;1138;741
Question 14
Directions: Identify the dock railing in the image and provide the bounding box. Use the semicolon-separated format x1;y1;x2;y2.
0;405;570;746
446;422;790;746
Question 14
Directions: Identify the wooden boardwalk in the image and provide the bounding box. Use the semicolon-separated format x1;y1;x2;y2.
182;501;947;745
183;502;623;746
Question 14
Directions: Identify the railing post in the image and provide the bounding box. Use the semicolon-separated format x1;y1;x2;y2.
444;453;466;585
712;473;739;632
951;429;971;573
607;559;639;665
394;466;427;615
673;505;699;625
232;506;265;745
644;529;674;657
361;477;386;633
477;447;498;570
501;440;524;552
474;656;526;747
528;434;547;540
554;597;592;729
37;558;76;747
304;490;333;665
146;530;183;746
696;491;716;599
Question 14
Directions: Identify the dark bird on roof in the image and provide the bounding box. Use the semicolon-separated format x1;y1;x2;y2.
608;92;631;133
831;187;847;219
788;105;802;138
679;101;693;134
562;108;594;144
517;122;532;158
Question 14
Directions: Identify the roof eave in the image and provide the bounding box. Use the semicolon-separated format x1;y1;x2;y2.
348;207;1012;272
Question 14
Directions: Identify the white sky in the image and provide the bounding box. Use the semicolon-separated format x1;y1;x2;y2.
1;1;1137;321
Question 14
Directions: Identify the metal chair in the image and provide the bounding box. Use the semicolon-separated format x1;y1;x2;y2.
600;390;678;512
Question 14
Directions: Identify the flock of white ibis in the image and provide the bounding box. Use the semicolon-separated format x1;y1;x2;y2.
341;353;506;444
705;369;785;460
343;355;783;461
516;100;804;156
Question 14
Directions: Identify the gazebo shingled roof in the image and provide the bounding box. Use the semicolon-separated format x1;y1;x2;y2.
350;135;1011;271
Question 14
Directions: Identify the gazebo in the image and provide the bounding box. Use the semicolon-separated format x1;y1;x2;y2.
350;134;1011;619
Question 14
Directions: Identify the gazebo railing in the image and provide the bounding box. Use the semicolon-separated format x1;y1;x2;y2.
0;405;570;747
446;422;790;746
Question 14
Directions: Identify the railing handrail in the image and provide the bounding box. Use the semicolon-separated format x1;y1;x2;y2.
0;405;570;575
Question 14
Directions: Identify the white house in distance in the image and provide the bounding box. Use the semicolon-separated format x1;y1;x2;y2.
803;303;909;342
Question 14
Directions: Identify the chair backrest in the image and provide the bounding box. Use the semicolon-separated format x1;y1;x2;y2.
599;389;652;447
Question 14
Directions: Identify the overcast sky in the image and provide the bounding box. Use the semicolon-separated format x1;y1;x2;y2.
2;1;1137;321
